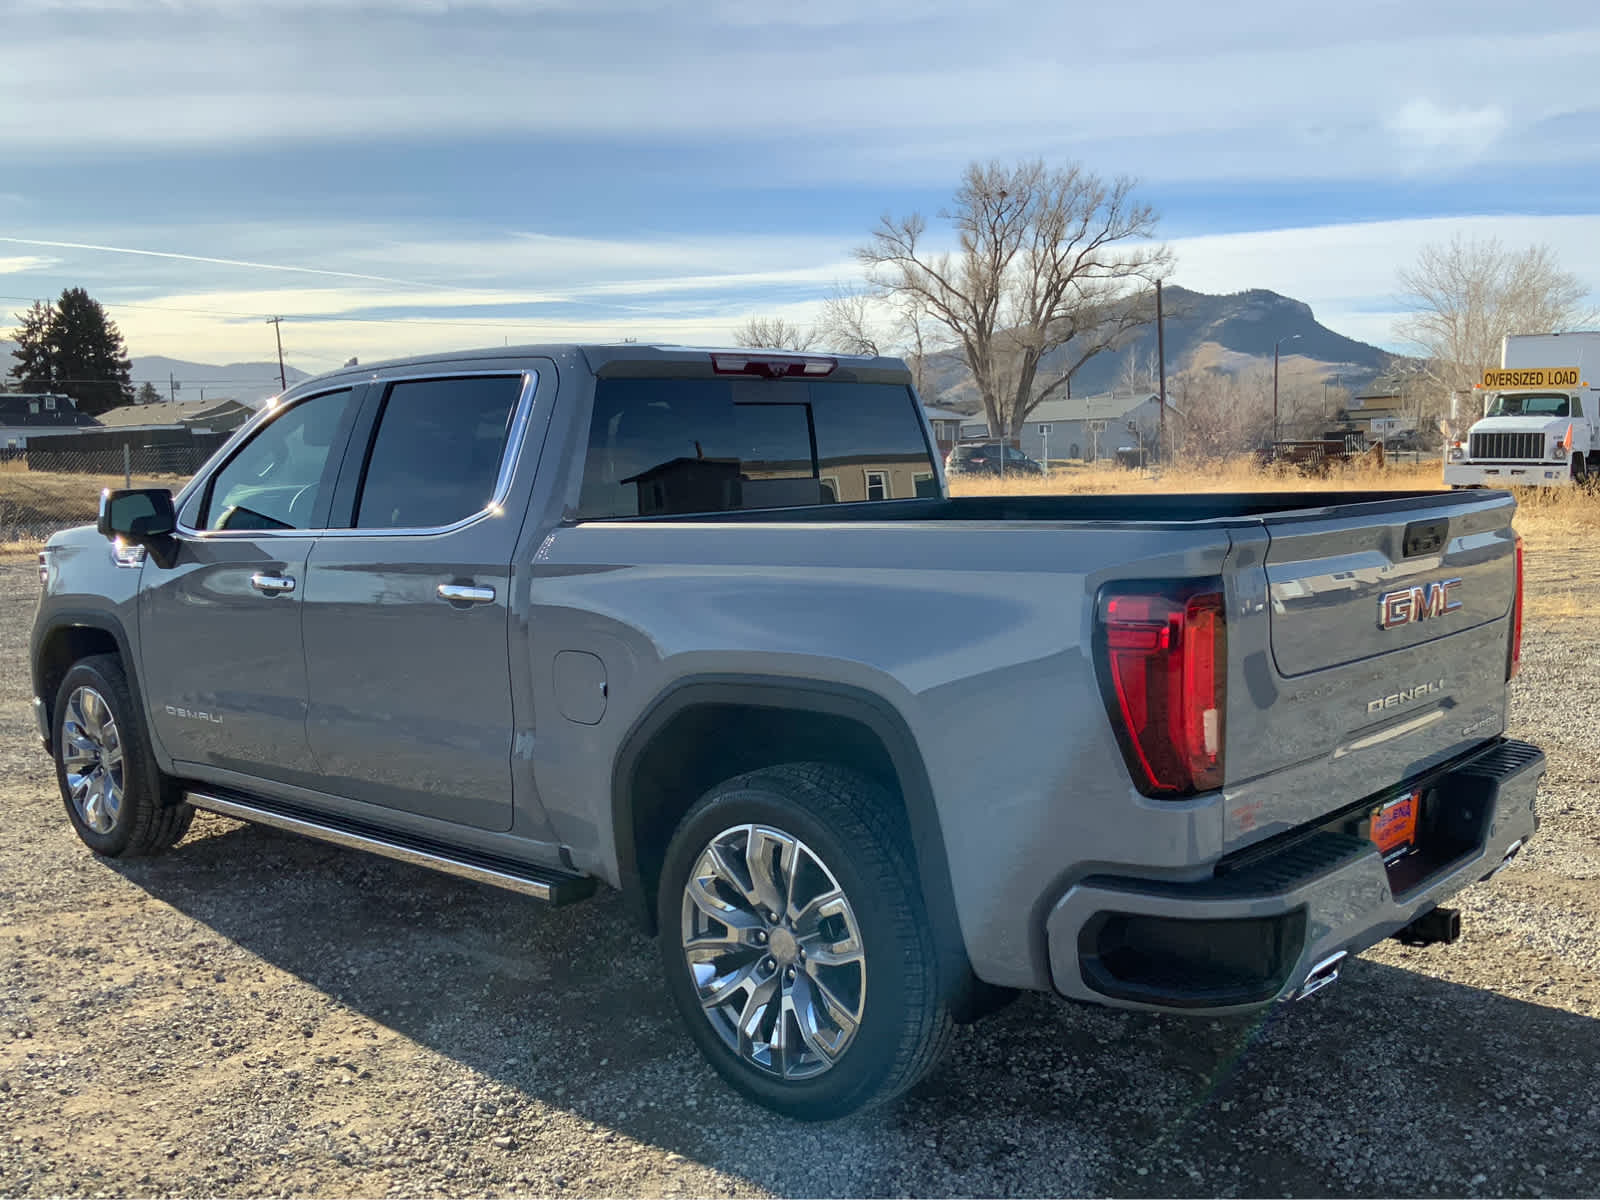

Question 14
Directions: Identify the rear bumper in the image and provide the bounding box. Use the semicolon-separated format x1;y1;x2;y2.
1444;461;1571;486
1044;738;1545;1014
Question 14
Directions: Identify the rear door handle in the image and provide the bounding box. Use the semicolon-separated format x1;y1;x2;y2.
250;573;296;595
437;583;496;605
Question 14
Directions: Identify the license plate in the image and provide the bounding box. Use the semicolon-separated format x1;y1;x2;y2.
1370;791;1421;857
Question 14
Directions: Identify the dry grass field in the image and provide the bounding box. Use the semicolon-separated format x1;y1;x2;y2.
950;456;1600;623
0;461;185;549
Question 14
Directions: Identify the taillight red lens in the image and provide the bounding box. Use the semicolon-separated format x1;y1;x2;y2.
1095;583;1227;797
1508;534;1524;680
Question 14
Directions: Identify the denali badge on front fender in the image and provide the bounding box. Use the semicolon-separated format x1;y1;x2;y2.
1378;578;1462;629
166;705;223;724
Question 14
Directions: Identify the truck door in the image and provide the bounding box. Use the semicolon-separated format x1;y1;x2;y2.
299;371;542;832
139;387;364;780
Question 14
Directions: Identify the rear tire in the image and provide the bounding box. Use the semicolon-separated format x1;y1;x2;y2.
53;655;192;857
657;763;952;1120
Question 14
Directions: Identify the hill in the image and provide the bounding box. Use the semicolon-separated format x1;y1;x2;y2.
127;356;311;406
916;285;1405;410
1;341;309;406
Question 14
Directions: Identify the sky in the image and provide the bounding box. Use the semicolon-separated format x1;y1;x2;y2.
4;0;1600;382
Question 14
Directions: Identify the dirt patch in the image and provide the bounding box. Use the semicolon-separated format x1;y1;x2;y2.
1;499;1597;1197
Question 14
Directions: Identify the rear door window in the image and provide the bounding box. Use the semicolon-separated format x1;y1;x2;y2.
354;376;523;530
578;379;937;518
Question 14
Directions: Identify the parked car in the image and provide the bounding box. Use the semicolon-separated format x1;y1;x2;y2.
945;442;1043;476
33;344;1542;1121
1383;430;1425;452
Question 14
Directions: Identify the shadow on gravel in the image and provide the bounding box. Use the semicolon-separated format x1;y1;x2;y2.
110;817;1600;1198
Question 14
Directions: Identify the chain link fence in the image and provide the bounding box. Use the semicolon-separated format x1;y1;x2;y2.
0;444;221;545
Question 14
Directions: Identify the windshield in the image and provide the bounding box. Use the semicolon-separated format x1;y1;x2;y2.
1486;392;1571;418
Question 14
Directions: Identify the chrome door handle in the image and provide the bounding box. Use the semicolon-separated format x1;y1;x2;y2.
250;573;296;595
437;583;496;605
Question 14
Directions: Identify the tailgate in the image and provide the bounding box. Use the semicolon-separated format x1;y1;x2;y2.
1222;491;1519;845
1266;498;1512;675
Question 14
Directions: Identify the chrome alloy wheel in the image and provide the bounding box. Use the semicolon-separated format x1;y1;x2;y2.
680;824;867;1080
61;686;125;834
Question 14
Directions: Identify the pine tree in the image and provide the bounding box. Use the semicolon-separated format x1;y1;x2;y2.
48;288;133;415
136;381;162;405
9;301;55;391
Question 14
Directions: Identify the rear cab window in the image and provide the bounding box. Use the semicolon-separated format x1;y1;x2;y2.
577;378;938;518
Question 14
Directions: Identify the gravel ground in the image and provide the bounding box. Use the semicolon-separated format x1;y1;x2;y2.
1;549;1597;1199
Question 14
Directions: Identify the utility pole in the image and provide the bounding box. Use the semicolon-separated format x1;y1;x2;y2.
266;316;287;392
1273;333;1302;444
169;372;177;403
1155;279;1167;465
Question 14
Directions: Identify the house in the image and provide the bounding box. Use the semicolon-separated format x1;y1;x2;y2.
921;405;970;457
1341;387;1418;439
958;392;1173;463
620;457;744;515
94;397;256;435
617;453;939;514
0;393;97;450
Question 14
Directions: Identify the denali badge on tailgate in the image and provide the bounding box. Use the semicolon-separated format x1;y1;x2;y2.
1367;678;1444;713
1378;578;1462;629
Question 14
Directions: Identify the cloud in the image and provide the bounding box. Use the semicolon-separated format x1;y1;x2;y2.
5;2;1599;187
0;255;56;274
1385;98;1508;163
2;223;863;370
0;237;473;290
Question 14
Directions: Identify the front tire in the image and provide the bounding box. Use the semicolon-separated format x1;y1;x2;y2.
53;654;192;857
657;763;952;1120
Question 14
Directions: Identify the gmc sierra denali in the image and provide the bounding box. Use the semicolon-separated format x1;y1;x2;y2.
31;344;1544;1120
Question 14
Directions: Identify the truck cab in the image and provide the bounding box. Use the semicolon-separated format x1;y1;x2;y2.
1444;383;1599;487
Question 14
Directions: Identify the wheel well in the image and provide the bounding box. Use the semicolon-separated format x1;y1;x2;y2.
36;625;121;730
625;702;900;928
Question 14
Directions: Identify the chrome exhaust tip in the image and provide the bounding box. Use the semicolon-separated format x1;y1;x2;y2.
1295;950;1347;1000
1482;838;1525;881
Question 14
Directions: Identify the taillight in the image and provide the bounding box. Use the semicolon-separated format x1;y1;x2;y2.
1094;582;1227;797
710;353;836;378
1508;534;1524;680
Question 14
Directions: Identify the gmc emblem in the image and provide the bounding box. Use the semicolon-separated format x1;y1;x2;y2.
1378;578;1463;630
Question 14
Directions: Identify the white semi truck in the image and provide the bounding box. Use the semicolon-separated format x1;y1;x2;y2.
1444;331;1600;487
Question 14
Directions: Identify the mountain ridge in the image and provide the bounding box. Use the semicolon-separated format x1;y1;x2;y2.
915;284;1406;411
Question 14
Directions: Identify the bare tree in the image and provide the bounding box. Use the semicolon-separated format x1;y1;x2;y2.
731;316;816;352
1114;345;1160;397
1395;235;1597;400
813;284;883;356
1171;366;1273;460
858;158;1171;440
812;283;948;397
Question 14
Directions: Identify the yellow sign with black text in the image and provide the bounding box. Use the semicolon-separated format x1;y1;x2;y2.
1481;367;1582;389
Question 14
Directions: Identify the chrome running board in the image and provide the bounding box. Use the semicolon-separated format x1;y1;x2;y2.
185;790;596;905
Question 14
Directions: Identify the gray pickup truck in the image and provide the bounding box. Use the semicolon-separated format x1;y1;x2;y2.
31;344;1544;1119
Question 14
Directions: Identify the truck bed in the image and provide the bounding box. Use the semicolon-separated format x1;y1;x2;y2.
588;488;1463;526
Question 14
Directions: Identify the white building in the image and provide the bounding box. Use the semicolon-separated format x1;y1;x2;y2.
958;392;1172;463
